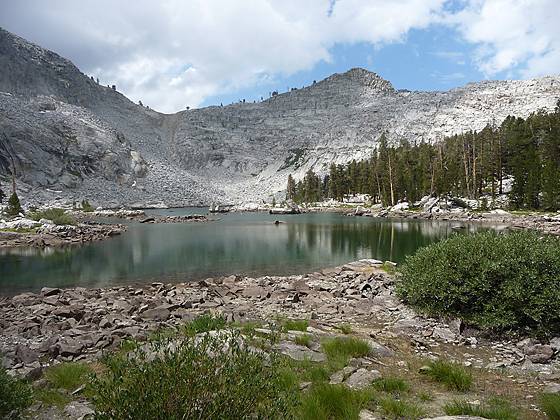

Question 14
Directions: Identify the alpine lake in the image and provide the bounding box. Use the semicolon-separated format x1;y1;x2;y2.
0;208;500;294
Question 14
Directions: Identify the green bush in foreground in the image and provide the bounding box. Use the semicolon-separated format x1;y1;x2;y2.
0;367;33;418
28;208;76;226
90;331;298;419
397;231;560;335
300;383;376;420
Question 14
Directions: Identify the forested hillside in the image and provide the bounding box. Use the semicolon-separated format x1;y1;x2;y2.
287;102;560;211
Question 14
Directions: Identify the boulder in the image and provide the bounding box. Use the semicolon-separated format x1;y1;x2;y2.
140;306;171;321
41;287;62;297
524;344;555;364
344;368;381;390
274;342;326;362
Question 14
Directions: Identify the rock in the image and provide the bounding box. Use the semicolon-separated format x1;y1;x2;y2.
58;338;85;356
63;400;95;419
543;383;560;394
274;342;326;362
366;339;394;357
549;337;560;352
329;366;357;384
432;327;457;342
359;409;377;420
344;368;381;390
15;344;40;364
422;417;487;420
524;344;555;364
41;287;62;296
140;306;171;321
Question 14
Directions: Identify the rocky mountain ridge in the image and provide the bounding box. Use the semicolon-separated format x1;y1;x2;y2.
1;27;559;207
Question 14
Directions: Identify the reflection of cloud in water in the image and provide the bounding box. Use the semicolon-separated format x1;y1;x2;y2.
0;213;506;294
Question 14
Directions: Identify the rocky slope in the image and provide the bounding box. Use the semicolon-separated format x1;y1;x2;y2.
1;27;560;206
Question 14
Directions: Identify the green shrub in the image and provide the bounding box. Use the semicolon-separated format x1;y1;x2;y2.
90;331;298;419
322;337;371;370
182;313;226;336
295;334;312;348
300;383;376;420
379;396;425;419
0;367;33;418
540;393;560;420
336;324;353;334
397;231;560;335
444;397;519;420
372;377;410;394
420;360;472;392
28;208;77;226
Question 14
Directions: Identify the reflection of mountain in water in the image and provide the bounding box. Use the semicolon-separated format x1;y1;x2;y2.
0;214;498;294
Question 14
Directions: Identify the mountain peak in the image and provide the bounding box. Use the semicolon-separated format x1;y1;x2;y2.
321;67;394;92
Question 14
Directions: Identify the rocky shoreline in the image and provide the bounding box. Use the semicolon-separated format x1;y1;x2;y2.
2;259;558;378
0;222;127;248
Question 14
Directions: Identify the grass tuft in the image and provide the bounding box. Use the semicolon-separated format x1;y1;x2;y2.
421;360;473;392
183;313;227;336
372;377;409;394
45;362;93;391
540;393;560;420
300;383;376;420
322;337;371;370
444;397;519;420
336;324;353;334
283;319;309;332
379;396;425;419
295;334;312;348
0;367;33;418
28;208;76;225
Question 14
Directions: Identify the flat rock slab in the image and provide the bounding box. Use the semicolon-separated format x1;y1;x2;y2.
344;368;381;390
274;341;326;362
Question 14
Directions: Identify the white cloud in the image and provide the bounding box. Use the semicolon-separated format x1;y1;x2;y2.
0;0;446;112
448;0;560;78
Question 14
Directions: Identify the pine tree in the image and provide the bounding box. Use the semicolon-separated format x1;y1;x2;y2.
6;192;22;217
286;174;296;201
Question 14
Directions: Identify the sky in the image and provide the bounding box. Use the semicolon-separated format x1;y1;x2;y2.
1;0;559;113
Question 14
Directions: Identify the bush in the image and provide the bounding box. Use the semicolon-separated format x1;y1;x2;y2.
420;360;472;392
81;199;94;212
90;331;298;419
28;208;76;226
0;367;33;418
397;231;560;335
45;362;93;390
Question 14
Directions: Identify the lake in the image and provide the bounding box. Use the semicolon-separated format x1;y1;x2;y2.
0;209;490;294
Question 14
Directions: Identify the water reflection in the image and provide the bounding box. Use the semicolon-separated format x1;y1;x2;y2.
0;211;500;294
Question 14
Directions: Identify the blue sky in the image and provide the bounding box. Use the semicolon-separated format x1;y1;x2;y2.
1;1;558;113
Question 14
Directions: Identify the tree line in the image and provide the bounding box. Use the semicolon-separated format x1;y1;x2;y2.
286;102;560;210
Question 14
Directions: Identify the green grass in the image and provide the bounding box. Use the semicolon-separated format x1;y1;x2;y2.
372;377;410;394
444;397;520;420
322;337;371;370
28;208;77;225
0;227;37;233
336;324;353;334
183;313;227;336
295;334;312;348
283;319;309;332
417;391;434;402
421;360;473;392
379;396;425;419
34;388;71;408
300;383;376;420
540;393;560;420
288;359;330;383
380;262;397;275
45;362;93;391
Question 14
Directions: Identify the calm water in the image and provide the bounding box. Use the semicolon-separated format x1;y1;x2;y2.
0;209;491;294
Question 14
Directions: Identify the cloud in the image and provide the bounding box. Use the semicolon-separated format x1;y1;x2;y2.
0;0;446;112
448;0;560;78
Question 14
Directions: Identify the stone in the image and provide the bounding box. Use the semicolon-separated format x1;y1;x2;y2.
41;287;62;297
58;338;85;356
63;400;95;419
274;342;326;362
432;327;456;342
543;383;560;394
329;366;357;384
15;344;40;364
344;368;381;390
524;344;555;364
359;409;377;420
140;306;171;321
366;339;394;357
549;337;560;352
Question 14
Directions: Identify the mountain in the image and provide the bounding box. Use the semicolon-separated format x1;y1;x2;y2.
1;27;559;207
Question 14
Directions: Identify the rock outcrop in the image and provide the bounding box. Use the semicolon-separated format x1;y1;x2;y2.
1;27;560;206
